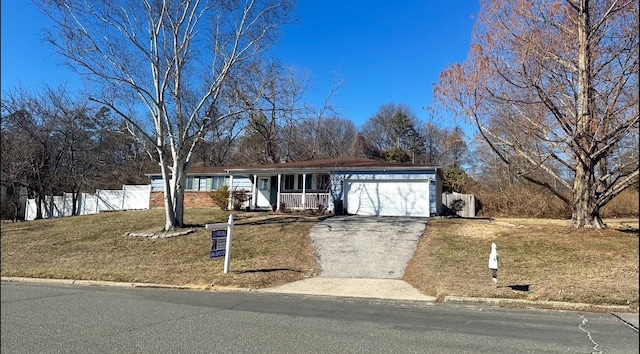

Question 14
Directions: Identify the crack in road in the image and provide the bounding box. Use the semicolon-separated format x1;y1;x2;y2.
578;315;602;354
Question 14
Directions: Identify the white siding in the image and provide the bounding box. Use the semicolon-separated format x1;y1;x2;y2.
232;176;252;191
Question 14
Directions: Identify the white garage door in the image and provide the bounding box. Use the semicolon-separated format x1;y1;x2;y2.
345;180;430;217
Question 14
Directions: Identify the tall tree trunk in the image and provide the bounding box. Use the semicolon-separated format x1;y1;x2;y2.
35;193;43;220
571;159;604;228
173;163;186;228
571;0;604;228
159;152;177;231
72;189;79;216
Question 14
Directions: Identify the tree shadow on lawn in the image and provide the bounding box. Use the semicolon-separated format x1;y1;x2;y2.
498;284;535;293
233;268;304;274
229;214;332;226
182;216;309;228
616;228;639;235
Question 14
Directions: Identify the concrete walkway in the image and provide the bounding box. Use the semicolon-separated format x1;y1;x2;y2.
260;216;436;301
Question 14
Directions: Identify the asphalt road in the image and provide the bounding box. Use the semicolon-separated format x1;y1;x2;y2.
2;282;637;353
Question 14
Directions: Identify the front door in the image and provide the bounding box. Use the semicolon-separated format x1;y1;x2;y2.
256;177;271;208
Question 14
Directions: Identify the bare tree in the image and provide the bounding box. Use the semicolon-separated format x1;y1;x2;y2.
1;88;67;219
292;116;356;160
423;122;469;167
2;87;151;218
361;103;426;163
38;0;293;230
193;115;245;166
231;60;345;164
435;0;639;228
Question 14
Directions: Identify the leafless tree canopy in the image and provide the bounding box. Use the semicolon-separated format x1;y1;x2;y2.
1;87;151;220
435;0;639;228
37;0;294;230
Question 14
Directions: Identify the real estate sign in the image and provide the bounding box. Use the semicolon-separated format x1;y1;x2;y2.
206;215;234;273
210;229;227;258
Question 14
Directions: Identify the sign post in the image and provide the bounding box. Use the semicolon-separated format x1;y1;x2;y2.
224;214;234;274
206;214;234;274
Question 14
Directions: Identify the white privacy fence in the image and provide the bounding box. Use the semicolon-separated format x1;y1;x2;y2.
24;185;151;221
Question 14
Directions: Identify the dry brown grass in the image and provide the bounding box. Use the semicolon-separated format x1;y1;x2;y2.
1;209;320;289
3;209;638;309
404;217;639;309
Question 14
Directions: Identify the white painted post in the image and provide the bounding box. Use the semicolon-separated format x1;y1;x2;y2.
227;175;234;210
223;214;234;274
302;173;306;210
252;175;258;209
277;174;282;209
489;242;499;283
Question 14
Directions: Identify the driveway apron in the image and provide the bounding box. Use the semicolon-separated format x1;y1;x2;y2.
311;216;426;279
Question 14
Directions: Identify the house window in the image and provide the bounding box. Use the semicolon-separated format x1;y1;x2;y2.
259;178;269;190
284;175;295;190
211;176;228;190
296;174;312;190
199;177;208;191
185;176;229;191
186;176;195;190
316;174;330;191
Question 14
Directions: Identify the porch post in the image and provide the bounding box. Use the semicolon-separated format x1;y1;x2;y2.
302;173;306;210
252;175;258;209
277;174;282;209
227;175;234;210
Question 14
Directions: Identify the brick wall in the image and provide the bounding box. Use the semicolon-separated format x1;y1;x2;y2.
150;191;218;208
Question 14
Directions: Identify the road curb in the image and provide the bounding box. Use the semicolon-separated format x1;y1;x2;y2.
444;295;635;313
0;276;249;293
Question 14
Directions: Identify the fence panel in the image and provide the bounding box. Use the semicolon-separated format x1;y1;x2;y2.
442;192;476;218
122;185;151;210
79;193;98;215
63;193;75;216
23;185;151;220
25;199;37;220
97;190;124;211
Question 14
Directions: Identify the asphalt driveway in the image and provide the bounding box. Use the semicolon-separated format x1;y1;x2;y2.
311;216;427;279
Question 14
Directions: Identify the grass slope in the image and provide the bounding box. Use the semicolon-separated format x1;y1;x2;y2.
1;209;320;289
2;209;637;310
403;218;639;309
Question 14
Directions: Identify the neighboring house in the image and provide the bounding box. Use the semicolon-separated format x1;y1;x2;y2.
147;157;443;217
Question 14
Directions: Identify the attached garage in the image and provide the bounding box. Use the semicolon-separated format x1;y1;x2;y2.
344;179;431;217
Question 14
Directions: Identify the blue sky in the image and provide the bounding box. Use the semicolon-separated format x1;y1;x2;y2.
1;1;479;130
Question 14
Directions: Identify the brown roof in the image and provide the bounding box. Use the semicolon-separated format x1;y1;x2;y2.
184;165;228;174
147;157;439;176
227;157;415;170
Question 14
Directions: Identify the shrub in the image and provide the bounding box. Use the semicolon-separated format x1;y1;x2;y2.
448;199;465;217
210;185;230;210
469;183;571;218
231;189;250;211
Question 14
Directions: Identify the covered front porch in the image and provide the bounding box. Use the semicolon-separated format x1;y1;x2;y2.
228;172;331;212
